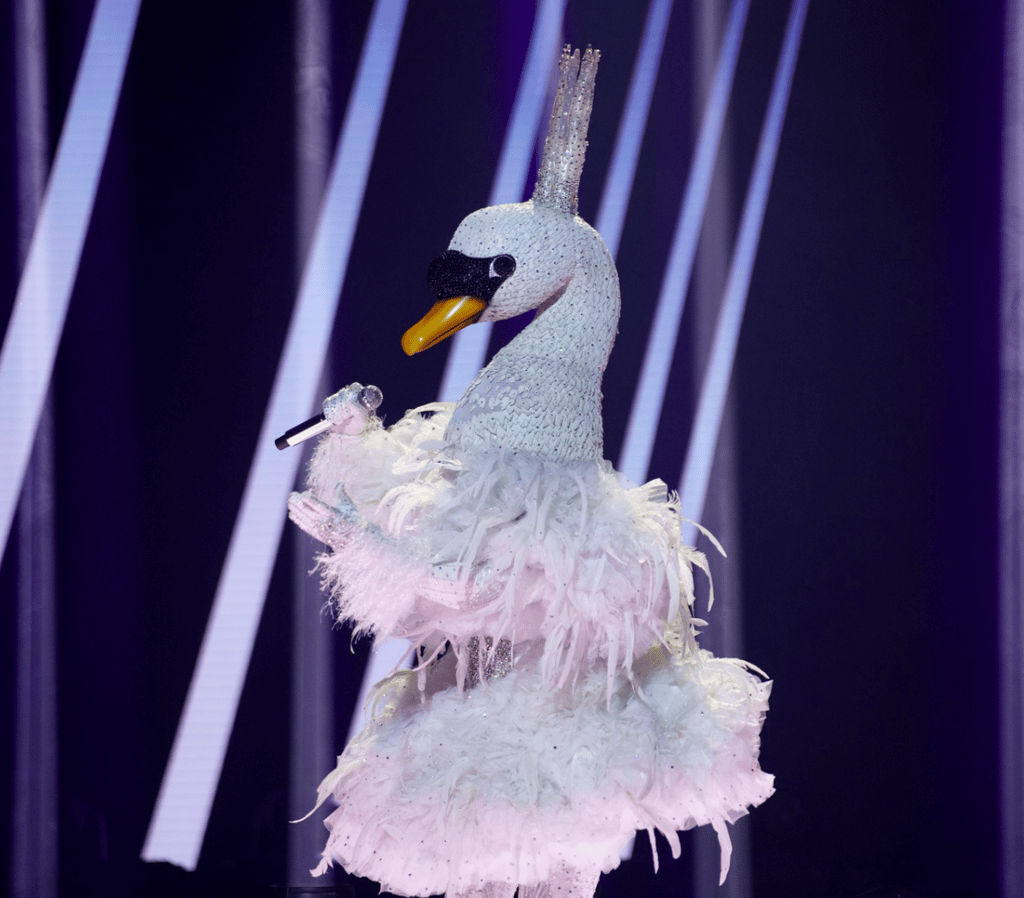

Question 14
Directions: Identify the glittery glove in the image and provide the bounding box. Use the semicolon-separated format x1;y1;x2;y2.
322;382;382;435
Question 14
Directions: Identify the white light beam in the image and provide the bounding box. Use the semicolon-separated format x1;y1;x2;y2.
678;0;809;541
617;0;750;485
594;0;674;260
141;0;408;869
0;0;141;558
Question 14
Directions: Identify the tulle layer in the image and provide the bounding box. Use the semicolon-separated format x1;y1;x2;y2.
309;647;772;896
298;404;710;688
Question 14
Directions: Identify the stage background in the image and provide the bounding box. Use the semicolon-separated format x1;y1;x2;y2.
0;1;1008;897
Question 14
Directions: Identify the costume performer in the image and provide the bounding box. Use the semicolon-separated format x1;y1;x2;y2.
287;46;772;898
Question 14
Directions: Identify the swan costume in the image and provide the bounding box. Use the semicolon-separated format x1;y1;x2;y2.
287;47;772;898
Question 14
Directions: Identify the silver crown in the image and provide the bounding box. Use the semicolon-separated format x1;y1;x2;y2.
532;46;600;216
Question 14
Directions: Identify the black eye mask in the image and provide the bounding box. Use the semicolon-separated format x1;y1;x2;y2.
427;250;516;303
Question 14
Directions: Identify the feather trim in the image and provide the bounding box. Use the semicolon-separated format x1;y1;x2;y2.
293;404;706;690
306;648;772;896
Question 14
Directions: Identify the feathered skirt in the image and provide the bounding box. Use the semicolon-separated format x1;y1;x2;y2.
290;403;773;896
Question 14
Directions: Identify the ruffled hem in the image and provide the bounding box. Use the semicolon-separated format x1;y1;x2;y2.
308;647;772;896
296;404;710;689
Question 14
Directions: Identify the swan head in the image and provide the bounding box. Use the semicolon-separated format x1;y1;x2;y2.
402;201;581;355
402;47;600;357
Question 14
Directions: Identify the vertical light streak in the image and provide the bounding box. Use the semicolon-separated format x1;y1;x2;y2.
141;0;408;869
594;0;674;260
1000;2;1024;894
436;0;568;403
13;0;48;263
687;0;749;890
677;0;809;542
10;3;56;897
617;0;750;486
0;0;141;559
288;0;335;882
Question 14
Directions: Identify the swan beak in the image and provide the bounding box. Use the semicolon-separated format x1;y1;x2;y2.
401;296;487;355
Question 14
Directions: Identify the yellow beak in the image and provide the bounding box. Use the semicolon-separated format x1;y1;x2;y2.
401;296;488;356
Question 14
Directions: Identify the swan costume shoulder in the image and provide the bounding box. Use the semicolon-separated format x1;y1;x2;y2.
287;47;772;898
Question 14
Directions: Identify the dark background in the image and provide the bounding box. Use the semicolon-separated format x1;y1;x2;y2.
0;1;1006;896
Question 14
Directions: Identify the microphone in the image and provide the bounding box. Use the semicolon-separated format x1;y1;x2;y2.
275;414;332;450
